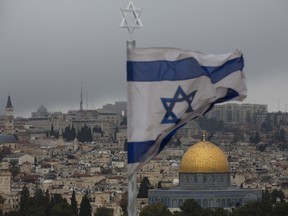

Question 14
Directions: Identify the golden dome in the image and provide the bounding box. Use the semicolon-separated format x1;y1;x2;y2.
180;140;229;173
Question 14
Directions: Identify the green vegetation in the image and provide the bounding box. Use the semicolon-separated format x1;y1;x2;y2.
63;125;76;141
79;193;92;216
120;191;128;216
250;131;261;144
70;190;78;216
63;124;96;143
9;159;20;180
4;185;94;216
140;203;173;216
0;146;12;161
95;207;114;216
77;124;93;143
137;177;152;198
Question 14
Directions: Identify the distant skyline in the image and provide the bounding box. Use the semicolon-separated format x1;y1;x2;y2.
1;1;287;117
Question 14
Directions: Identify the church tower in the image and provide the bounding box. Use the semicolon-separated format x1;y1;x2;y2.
5;95;14;135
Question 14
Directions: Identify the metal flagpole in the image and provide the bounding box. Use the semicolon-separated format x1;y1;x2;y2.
120;2;143;216
127;38;136;216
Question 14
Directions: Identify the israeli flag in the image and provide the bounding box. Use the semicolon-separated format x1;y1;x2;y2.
127;48;246;176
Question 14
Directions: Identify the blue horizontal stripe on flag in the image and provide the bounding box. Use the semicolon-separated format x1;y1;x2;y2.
128;124;186;164
203;88;240;116
128;140;155;164
158;123;186;154
127;56;243;83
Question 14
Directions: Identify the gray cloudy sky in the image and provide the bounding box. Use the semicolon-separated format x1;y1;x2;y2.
0;0;287;117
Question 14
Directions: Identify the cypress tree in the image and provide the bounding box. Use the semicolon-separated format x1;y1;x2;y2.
137;177;151;198
34;188;44;207
50;124;55;137
71;125;76;140
70;190;78;216
44;190;50;216
19;185;30;216
79;194;91;216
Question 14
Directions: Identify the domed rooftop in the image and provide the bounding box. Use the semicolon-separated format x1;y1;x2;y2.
180;137;229;173
37;105;47;113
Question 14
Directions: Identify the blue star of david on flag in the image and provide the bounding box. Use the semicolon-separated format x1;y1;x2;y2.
161;86;197;124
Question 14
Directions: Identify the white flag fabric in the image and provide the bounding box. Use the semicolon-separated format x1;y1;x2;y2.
127;48;246;176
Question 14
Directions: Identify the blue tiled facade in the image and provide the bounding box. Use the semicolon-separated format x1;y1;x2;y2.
148;172;262;208
149;187;262;208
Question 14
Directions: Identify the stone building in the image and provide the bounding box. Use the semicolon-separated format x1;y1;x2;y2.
0;162;11;195
4;95;14;135
206;103;267;124
2;153;35;165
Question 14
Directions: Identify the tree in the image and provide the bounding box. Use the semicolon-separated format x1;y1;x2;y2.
279;128;286;142
50;202;72;216
120;191;128;216
19;185;30;216
5;211;20;216
114;126;119;139
213;208;229;216
0;195;5;205
250;131;261;144
79;194;91;216
254;131;261;143
139;203;173;216
273;128;286;143
49;194;72;216
33;188;45;208
44;190;50;216
50;124;55;137
0;195;5;216
93;126;104;137
179;199;203;216
120;116;127;126
95;207;114;216
262;188;272;203
70;190;78;216
124;139;128;151
261;120;273;132
50;193;68;208
77;124;93;143
9;159;20;180
271;189;285;203
258;144;266;152
0;146;12;161
138;177;152;198
63;125;77;141
232;201;272;216
272;202;288;216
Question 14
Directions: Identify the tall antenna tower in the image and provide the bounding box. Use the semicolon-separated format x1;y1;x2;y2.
86;91;88;110
80;81;83;111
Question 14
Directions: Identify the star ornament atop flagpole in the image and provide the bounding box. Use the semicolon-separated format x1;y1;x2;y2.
120;1;143;36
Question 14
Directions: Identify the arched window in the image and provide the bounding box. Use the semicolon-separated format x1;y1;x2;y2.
172;199;177;208
222;199;226;208
179;199;183;207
